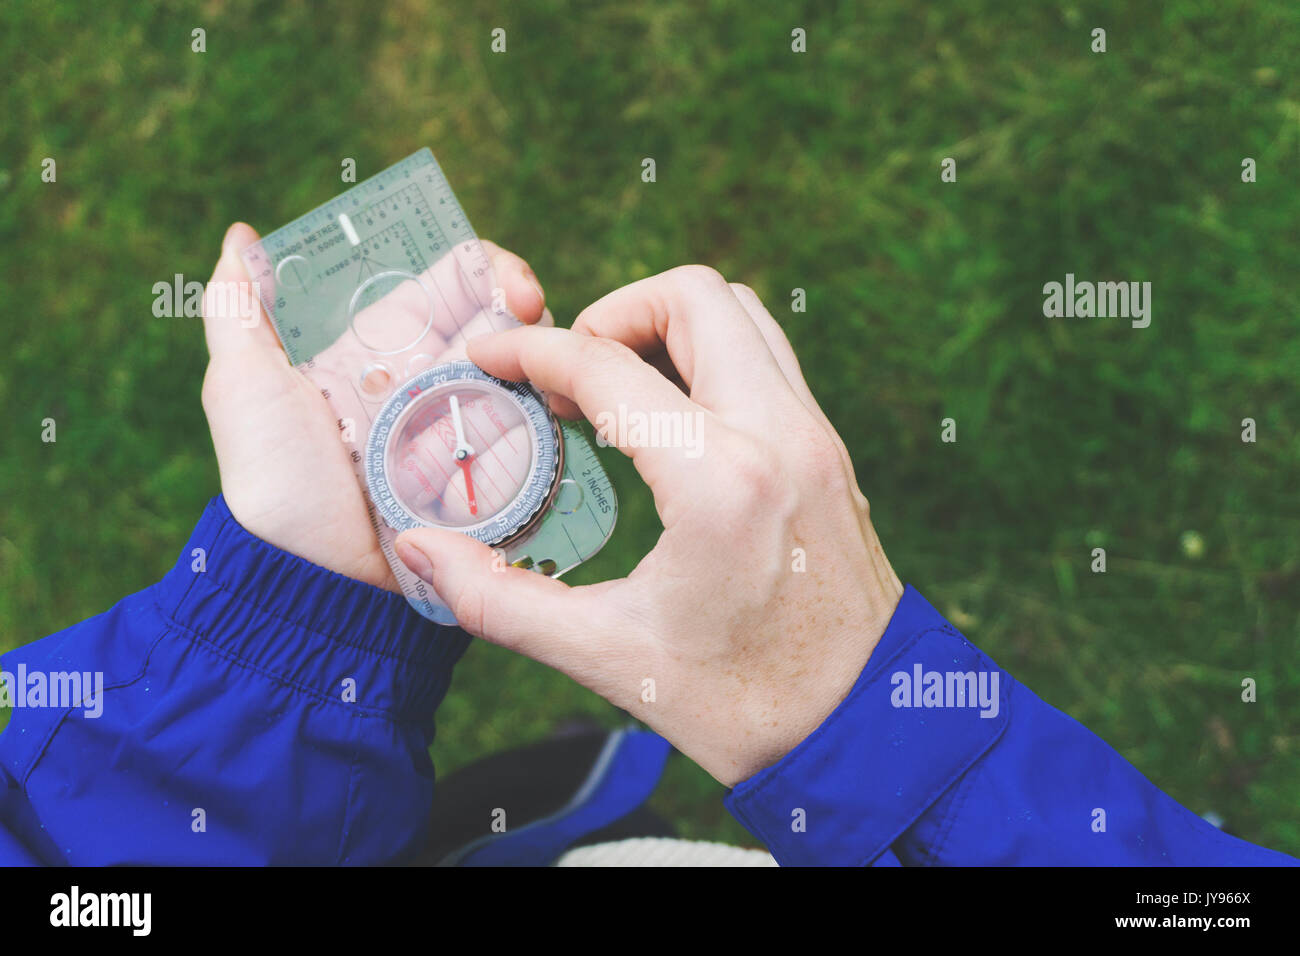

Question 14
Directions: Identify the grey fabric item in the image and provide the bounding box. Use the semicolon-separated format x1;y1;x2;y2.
556;837;777;867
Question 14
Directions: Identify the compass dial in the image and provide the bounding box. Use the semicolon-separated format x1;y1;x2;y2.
365;361;561;546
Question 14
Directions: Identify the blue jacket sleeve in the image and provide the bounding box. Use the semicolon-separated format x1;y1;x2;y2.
725;585;1296;866
0;496;469;865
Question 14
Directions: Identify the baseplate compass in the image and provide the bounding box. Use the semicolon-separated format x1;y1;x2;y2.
241;149;616;625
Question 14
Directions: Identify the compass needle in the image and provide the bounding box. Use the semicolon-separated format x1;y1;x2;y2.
458;457;478;516
449;393;476;461
368;361;560;547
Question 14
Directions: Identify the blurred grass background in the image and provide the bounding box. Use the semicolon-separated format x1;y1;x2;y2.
1;0;1297;853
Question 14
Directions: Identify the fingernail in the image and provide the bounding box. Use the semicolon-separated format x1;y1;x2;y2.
395;539;434;583
523;268;545;306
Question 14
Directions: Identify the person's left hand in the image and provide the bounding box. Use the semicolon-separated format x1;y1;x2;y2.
200;222;549;590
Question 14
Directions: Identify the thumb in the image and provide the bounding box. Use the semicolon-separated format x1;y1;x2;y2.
394;527;602;668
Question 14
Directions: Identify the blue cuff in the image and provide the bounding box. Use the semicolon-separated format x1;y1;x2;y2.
153;495;470;723
725;585;1008;866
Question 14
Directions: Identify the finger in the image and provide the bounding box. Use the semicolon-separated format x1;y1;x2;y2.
430;305;541;363
558;350;685;416
480;239;546;324
347;245;538;354
203;223;282;363
726;282;822;415
467;325;710;497
394;527;613;671
570;265;790;418
406;240;544;344
314;286;549;417
728;283;867;502
542;342;681;423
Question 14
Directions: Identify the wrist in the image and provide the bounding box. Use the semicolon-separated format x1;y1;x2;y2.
221;485;397;591
724;585;1009;865
726;565;903;786
156;495;466;719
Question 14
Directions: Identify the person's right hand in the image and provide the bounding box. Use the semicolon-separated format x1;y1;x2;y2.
395;266;904;787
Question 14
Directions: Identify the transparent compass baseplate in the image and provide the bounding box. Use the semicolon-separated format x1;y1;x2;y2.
240;149;616;625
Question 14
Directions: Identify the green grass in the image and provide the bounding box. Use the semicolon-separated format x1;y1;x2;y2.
1;0;1297;854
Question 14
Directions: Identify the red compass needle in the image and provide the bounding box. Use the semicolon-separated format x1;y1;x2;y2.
458;456;478;516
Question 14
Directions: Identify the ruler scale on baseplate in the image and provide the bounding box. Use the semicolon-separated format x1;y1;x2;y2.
241;149;617;625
